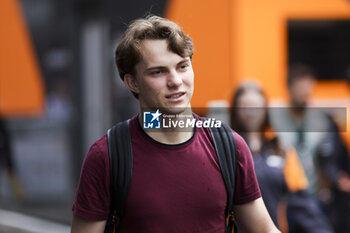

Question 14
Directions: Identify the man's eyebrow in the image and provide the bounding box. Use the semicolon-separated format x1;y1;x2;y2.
145;59;191;72
145;66;165;72
178;58;191;64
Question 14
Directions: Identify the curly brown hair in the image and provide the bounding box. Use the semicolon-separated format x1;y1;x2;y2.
115;15;194;98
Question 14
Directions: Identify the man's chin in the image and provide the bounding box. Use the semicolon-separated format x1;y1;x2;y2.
161;104;192;115
291;102;307;113
161;107;186;115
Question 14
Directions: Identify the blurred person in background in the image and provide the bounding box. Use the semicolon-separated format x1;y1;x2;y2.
270;63;350;233
0;116;24;201
315;66;350;233
316;113;350;233
71;15;280;233
231;82;333;233
270;64;329;196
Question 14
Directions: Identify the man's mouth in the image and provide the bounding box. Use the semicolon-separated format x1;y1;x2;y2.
166;92;185;99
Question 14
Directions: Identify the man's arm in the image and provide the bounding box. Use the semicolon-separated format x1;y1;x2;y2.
70;214;106;233
234;197;280;233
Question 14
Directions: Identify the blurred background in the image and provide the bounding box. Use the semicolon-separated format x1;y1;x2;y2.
0;0;350;232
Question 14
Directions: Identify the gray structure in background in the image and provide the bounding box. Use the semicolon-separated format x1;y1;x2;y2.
4;0;167;206
5;119;72;202
81;20;111;151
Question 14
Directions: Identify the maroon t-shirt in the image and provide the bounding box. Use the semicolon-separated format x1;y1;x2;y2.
72;115;261;232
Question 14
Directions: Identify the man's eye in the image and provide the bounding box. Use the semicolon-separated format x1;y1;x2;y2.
150;70;162;75
179;63;189;70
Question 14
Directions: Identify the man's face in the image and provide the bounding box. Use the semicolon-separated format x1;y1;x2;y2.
130;39;194;113
289;75;315;108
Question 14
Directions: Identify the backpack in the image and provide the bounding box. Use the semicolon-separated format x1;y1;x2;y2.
105;119;237;233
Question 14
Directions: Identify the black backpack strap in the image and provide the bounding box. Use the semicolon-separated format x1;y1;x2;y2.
208;122;237;233
105;119;133;233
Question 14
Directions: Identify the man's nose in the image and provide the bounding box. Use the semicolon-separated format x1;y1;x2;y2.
167;70;183;88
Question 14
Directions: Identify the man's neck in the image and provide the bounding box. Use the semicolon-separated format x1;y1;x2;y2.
146;129;194;145
289;105;306;126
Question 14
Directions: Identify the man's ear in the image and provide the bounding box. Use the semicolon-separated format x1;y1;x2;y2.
124;74;140;94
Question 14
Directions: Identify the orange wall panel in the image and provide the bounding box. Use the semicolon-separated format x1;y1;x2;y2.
0;0;44;117
166;0;232;108
230;4;288;100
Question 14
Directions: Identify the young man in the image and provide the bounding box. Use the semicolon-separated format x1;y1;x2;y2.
71;15;279;233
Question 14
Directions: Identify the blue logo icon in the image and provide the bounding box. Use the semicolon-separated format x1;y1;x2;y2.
143;109;161;129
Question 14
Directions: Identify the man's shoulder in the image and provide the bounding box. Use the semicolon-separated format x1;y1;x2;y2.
231;131;247;150
225;130;252;162
91;134;108;151
85;134;109;163
87;115;136;157
214;123;247;151
211;125;252;164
